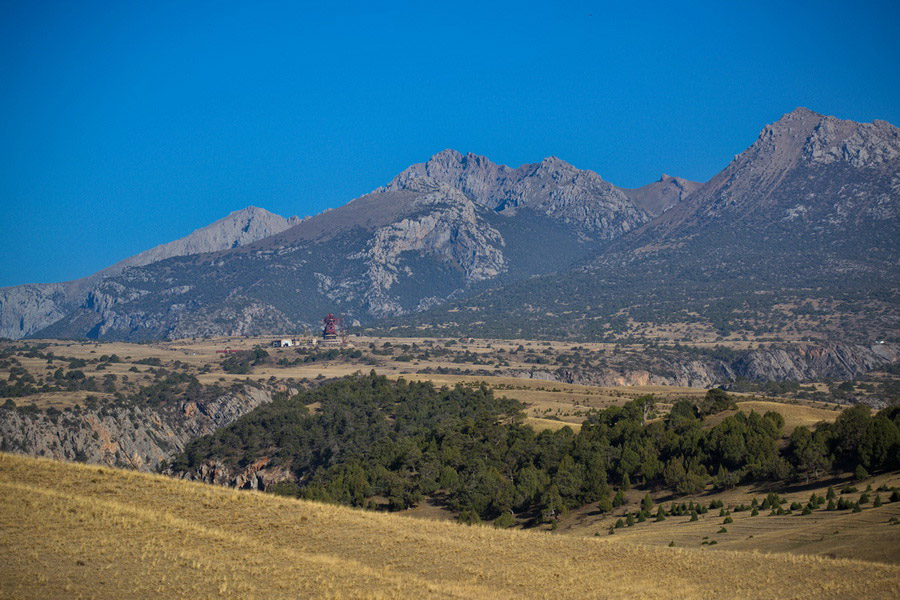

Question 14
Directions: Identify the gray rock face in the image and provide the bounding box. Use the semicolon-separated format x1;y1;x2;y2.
354;178;507;316
527;343;899;399
0;283;74;340
387;149;651;238
0;384;279;470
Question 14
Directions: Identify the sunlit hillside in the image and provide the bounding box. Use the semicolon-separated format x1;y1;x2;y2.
1;453;898;600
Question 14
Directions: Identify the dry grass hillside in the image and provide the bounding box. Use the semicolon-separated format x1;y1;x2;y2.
1;454;898;600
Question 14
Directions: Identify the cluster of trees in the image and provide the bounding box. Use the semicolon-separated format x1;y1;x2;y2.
790;404;900;481
221;348;270;374
172;373;900;524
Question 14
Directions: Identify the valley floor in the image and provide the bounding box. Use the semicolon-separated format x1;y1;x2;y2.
1;453;898;600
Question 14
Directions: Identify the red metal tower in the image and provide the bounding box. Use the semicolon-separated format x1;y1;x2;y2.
322;313;341;342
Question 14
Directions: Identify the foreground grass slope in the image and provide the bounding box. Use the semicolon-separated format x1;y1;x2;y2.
1;454;898;599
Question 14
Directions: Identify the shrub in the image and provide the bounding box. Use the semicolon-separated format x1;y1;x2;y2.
690;510;699;522
614;518;624;529
873;494;882;508
458;510;481;525
626;514;635;527
493;512;516;529
750;507;759;516
723;516;733;524
859;493;870;504
855;465;869;481
801;506;812;515
826;486;836;499
717;527;728;533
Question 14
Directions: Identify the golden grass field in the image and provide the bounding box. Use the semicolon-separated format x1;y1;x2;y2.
2;453;899;600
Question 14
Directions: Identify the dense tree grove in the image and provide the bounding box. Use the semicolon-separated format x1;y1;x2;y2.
172;373;900;523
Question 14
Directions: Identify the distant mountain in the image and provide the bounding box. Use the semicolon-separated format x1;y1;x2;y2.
0;207;299;339
24;152;652;340
97;206;301;277
383;108;900;342
620;174;701;216
4;108;898;343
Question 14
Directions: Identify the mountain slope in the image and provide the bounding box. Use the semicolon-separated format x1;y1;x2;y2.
0;207;299;339
3;453;898;600
7;108;898;343
386;109;900;342
28;151;656;340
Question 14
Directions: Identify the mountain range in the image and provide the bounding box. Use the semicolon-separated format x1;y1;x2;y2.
2;107;897;342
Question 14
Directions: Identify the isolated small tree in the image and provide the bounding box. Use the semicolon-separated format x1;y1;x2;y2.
750;507;759;516
690;510;699;521
622;473;631;491
612;489;626;507
626;513;635;527
655;507;666;522
614;518;625;529
827;499;836;511
826;486;836;500
873;494;883;507
855;465;870;481
597;494;613;513
493;511;516;529
723;516;733;524
641;493;653;512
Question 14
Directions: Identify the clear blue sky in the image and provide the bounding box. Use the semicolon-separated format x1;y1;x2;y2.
2;0;898;286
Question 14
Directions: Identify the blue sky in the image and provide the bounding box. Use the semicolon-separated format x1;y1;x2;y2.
2;0;898;286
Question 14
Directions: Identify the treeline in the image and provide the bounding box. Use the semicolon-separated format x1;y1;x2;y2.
171;373;900;524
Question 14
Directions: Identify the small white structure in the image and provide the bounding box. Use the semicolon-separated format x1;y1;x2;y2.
272;338;295;348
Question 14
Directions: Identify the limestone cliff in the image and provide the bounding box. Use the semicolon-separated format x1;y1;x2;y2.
0;384;281;471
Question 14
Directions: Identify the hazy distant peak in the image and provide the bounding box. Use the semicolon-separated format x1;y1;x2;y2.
620;174;702;216
97;205;295;277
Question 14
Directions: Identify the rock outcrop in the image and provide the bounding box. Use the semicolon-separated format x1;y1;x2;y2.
0;384;280;471
520;342;899;394
387;149;651;238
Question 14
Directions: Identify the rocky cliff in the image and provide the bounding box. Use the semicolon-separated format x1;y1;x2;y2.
523;342;899;397
0;384;281;471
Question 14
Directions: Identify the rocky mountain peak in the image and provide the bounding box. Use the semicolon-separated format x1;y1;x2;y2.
387;150;648;237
